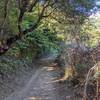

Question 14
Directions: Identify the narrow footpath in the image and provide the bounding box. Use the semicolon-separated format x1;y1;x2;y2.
4;57;81;100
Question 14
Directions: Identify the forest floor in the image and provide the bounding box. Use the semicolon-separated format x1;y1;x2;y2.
1;57;82;100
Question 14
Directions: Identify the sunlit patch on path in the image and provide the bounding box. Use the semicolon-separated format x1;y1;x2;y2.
28;96;51;100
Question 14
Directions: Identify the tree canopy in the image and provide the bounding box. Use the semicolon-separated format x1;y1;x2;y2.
0;0;99;56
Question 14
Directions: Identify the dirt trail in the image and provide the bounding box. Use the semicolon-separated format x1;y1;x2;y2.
4;56;82;100
4;65;74;100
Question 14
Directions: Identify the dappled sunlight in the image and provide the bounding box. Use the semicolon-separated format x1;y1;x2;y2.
46;67;56;71
28;96;51;100
45;76;70;84
28;97;37;100
45;67;73;84
45;78;66;83
43;67;54;71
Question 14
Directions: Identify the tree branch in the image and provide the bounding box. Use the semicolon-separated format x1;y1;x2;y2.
0;0;51;55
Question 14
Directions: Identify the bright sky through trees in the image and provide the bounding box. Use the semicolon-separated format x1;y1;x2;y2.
96;0;100;6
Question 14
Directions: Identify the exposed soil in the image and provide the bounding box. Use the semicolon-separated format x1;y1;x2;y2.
4;66;72;100
1;57;82;100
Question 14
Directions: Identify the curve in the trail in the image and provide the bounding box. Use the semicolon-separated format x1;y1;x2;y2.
5;66;73;100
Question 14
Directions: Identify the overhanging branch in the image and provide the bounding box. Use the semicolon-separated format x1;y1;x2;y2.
0;0;52;55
